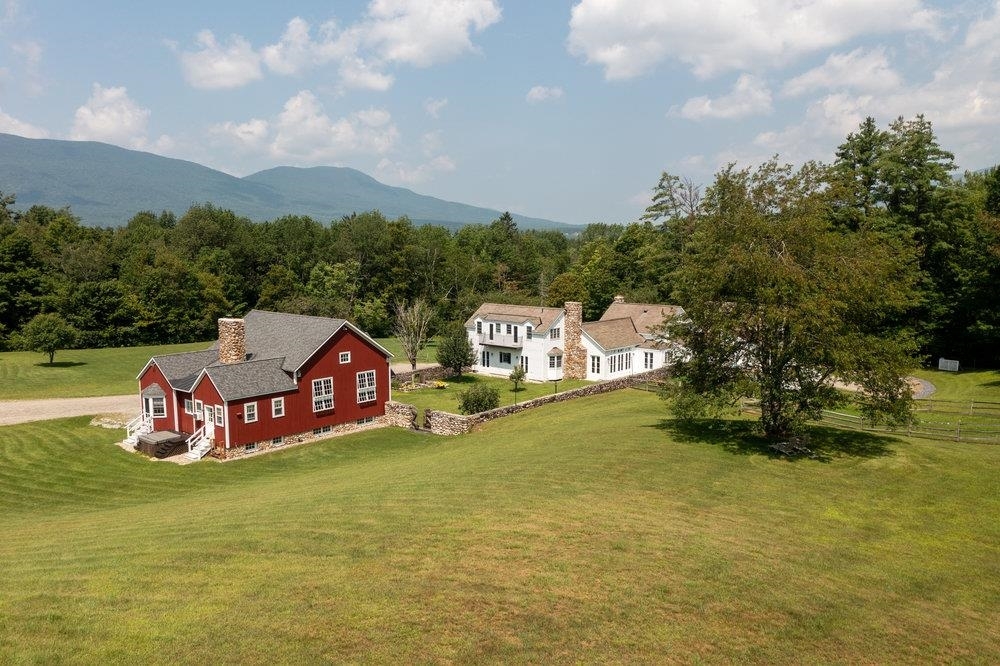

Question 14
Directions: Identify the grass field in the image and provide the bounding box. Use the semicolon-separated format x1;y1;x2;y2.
1;391;997;663
0;342;212;400
0;337;437;401
396;373;592;421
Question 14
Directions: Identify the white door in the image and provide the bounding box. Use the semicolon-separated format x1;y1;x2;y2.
203;405;215;439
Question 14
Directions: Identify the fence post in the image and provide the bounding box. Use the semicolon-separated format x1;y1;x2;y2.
956;420;961;442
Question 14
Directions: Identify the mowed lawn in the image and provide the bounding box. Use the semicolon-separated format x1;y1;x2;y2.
0;342;211;400
1;391;997;663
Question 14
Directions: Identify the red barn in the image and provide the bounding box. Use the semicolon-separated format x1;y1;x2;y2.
129;310;393;460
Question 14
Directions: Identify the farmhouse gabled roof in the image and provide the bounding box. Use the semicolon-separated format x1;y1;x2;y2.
581;317;645;351
464;303;564;331
200;357;297;402
141;349;218;391
599;302;685;335
214;310;391;374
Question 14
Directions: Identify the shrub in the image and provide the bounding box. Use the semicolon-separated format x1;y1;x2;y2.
457;383;501;414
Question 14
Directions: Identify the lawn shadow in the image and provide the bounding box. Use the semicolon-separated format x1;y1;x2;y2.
652;418;896;462
34;361;86;368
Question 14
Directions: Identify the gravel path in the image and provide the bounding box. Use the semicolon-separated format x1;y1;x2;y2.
0;361;440;426
0;395;139;426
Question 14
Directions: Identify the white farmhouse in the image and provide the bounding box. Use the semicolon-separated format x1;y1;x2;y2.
466;296;685;382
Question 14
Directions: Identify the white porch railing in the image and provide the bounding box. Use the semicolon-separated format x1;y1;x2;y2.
124;413;153;447
185;425;212;461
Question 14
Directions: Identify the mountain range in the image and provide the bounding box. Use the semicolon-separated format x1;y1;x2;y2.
0;133;570;231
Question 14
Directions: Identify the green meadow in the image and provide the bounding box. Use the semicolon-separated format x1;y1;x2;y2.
1;390;997;663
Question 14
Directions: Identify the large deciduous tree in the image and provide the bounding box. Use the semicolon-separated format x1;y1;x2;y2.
667;159;918;440
393;298;434;372
18;312;78;364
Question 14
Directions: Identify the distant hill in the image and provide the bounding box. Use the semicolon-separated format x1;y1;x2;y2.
0;133;571;231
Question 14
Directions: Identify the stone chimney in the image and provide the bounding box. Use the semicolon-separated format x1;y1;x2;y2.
613;294;626;303
563;301;587;380
218;318;246;365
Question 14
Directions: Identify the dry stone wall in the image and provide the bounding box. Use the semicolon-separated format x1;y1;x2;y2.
422;367;670;436
392;364;457;384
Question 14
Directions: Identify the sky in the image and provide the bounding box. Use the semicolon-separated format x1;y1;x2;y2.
0;0;998;226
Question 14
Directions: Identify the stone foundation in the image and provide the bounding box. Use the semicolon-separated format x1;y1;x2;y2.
211;414;390;460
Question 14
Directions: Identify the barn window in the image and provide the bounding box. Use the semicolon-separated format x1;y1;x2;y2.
312;377;334;411
340;351;351;364
151;397;166;419
356;370;377;403
244;402;257;423
272;396;285;418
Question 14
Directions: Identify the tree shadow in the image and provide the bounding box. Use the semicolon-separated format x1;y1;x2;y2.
34;361;86;368
651;418;896;462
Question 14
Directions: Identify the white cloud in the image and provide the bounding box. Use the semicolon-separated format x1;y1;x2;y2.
70;84;151;147
526;85;564;104
270;91;399;161
782;47;902;97
209;118;270;151
0;106;48;138
567;0;939;80
337;55;394;91
424;97;448;118
10;39;43;95
362;0;502;67
180;30;262;89
175;3;500;92
674;74;772;120
376;154;456;184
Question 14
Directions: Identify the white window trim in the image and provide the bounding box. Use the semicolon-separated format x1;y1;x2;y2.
244;401;258;423
214;405;224;426
339;351;351;364
183;399;194;415
313;377;334;412
356;370;377;404
272;396;285;418
151;397;166;419
194;399;203;418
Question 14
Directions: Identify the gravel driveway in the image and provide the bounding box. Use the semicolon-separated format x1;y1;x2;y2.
0;395;139;426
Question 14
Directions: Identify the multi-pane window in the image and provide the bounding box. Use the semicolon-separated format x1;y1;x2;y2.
151;397;166;418
506;324;512;334
312;377;334;411
195;399;203;415
644;352;654;369
549;355;562;368
526;325;532;340
550;327;561;340
244;402;258;423
339;351;351;364
476;321;482;334
184;399;194;415
520;356;528;372
356;370;377;403
272;396;285;418
499;351;512;364
590;355;601;374
272;436;284;446
214;405;224;426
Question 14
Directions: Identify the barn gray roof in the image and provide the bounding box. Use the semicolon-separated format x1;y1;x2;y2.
150;349;218;392
202;358;297;401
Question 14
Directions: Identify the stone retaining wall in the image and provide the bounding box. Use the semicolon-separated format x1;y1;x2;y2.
392;364;457;384
384;401;418;429
421;368;670;436
211;415;387;460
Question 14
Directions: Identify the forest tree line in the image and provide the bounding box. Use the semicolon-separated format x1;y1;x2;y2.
1;115;998;366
